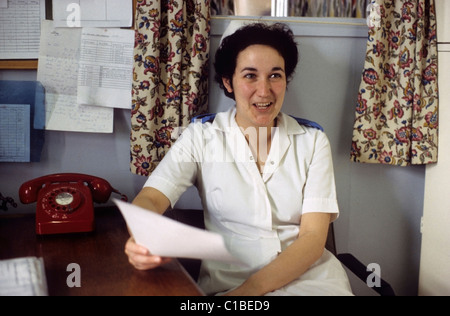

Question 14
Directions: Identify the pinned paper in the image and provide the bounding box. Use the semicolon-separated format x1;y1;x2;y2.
0;104;30;162
52;0;132;28
0;0;46;59
37;20;113;133
77;28;134;109
0;81;46;162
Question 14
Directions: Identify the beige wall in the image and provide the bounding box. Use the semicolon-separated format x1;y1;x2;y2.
418;0;450;296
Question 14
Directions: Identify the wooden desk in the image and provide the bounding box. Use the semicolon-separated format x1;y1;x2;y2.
0;207;204;296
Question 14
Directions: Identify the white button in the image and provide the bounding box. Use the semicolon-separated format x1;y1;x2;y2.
270;161;275;165
250;156;254;160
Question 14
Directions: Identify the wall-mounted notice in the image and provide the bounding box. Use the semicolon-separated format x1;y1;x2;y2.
52;0;132;28
0;104;31;162
77;28;134;109
37;20;113;133
0;0;46;59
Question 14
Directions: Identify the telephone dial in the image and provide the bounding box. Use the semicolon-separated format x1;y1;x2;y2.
19;173;128;235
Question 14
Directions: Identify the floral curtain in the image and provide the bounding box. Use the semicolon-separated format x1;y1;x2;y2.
131;0;210;176
350;0;438;166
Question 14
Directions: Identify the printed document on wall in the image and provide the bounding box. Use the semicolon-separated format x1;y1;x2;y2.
0;104;30;162
77;28;134;109
52;0;132;28
0;0;46;59
37;21;113;133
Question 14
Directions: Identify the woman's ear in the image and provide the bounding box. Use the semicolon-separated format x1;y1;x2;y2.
222;77;233;93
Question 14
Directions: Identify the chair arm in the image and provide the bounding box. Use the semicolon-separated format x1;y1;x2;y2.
336;253;395;296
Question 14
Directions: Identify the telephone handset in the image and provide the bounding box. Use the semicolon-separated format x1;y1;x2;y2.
19;173;128;235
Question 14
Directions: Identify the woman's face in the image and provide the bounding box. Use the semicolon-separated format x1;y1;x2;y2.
223;44;287;129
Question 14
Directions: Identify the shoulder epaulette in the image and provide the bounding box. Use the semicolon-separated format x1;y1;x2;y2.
289;115;324;131
191;113;217;124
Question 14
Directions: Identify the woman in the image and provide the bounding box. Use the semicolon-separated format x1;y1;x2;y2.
125;22;353;296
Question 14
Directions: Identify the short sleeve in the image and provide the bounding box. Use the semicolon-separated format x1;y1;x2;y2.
143;123;201;207
301;131;339;222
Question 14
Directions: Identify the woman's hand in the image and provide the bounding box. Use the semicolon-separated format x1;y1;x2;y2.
125;237;172;270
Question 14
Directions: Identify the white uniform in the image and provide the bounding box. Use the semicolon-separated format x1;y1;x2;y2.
144;107;353;296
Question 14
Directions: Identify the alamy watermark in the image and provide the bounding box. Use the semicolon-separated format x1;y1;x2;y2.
66;263;81;288
167;124;280;164
366;263;381;288
64;261;382;290
66;3;81;27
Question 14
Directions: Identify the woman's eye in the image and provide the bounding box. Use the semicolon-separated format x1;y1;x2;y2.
270;73;283;79
244;73;256;79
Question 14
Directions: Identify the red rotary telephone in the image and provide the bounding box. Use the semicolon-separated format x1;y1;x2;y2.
19;173;128;235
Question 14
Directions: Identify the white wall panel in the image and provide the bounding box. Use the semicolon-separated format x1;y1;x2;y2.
419;0;450;295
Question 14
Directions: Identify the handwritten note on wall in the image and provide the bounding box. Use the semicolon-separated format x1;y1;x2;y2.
37;20;113;133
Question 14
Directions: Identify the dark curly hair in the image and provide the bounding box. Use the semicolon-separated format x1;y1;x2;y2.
214;22;299;100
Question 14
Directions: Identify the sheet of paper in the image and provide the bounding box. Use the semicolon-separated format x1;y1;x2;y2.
114;200;243;265
0;257;48;296
0;0;46;59
37;20;113;133
0;80;46;162
52;0;132;28
77;28;134;109
0;104;30;162
32;81;46;130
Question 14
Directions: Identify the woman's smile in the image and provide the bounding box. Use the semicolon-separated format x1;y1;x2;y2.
254;102;273;109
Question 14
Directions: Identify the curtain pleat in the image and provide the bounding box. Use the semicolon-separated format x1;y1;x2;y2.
131;0;210;176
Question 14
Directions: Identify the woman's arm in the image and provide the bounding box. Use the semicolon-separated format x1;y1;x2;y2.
125;187;172;270
224;212;331;296
132;186;171;215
